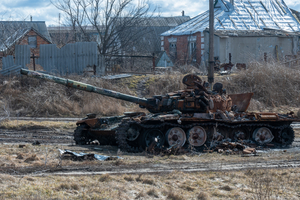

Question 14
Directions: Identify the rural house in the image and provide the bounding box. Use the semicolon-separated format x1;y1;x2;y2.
0;21;52;57
161;0;300;66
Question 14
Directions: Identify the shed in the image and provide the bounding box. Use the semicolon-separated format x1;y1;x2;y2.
156;51;174;67
0;21;52;56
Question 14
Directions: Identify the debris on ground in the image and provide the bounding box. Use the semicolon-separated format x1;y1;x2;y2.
211;140;259;156
58;149;122;161
32;141;41;146
90;140;100;145
146;141;189;156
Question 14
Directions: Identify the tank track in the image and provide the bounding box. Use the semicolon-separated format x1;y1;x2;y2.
115;121;143;153
74;125;89;145
115;120;294;152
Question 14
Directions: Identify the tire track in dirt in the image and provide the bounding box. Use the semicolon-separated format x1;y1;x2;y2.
32;159;300;177
0;129;74;144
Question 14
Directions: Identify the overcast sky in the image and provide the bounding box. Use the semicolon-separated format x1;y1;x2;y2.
0;0;300;26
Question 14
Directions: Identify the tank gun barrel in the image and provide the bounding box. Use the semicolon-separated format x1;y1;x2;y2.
20;69;148;106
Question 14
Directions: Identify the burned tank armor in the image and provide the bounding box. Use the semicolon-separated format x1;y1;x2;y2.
21;69;299;151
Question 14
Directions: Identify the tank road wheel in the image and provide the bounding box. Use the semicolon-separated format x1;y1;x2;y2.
252;127;274;145
74;124;90;145
280;126;295;146
140;129;165;149
165;127;187;147
187;126;207;147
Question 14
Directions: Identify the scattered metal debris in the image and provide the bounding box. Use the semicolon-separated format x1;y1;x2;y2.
213;141;258;156
58;149;122;161
32;141;41;146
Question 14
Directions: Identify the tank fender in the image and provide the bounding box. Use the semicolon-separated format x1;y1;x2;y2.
76;118;98;128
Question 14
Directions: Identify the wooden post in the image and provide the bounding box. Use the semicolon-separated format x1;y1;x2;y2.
32;53;36;71
152;53;155;73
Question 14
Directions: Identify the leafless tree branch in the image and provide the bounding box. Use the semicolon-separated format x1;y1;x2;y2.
51;0;154;59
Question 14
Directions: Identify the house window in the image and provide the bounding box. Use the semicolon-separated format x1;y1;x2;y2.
28;36;37;48
170;43;176;49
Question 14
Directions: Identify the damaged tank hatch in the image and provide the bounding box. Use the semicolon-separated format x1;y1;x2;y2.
21;69;299;152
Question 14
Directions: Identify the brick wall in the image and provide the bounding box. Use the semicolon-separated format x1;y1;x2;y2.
18;30;51;56
161;32;204;65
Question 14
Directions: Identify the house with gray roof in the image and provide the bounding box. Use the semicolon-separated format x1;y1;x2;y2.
161;0;300;66
0;21;52;56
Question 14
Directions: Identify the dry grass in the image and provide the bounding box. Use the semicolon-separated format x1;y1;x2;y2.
0;120;76;130
0;142;299;199
0;75;138;117
223;61;300;110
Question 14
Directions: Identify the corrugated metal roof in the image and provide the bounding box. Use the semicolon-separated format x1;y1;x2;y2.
140;16;191;27
162;0;300;36
0;21;52;51
115;16;190;27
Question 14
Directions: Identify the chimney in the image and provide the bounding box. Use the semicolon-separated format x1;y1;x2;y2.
182;10;184;16
30;16;32;21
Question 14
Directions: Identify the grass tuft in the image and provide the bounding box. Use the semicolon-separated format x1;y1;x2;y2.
197;192;210;200
146;188;159;198
166;191;184;200
24;154;39;163
99;174;111;182
123;175;134;182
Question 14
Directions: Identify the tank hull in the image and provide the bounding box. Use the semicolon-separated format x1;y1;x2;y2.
75;111;298;152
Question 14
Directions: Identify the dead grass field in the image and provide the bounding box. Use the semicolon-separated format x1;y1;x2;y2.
0;149;300;200
0;120;76;130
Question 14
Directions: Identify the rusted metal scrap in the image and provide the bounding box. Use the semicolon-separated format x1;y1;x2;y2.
214;141;257;155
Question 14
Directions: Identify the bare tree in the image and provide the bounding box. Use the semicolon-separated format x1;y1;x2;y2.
51;0;153;58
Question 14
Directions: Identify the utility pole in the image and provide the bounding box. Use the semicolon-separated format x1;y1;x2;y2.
59;13;61;46
208;0;215;88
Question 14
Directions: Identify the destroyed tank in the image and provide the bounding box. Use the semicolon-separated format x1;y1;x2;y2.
21;69;299;152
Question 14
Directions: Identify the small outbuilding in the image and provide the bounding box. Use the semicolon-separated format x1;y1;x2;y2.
0;21;52;57
156;51;174;67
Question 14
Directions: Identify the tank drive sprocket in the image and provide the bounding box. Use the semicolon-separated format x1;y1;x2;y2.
115;121;143;153
280;125;295;146
74;124;90;145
